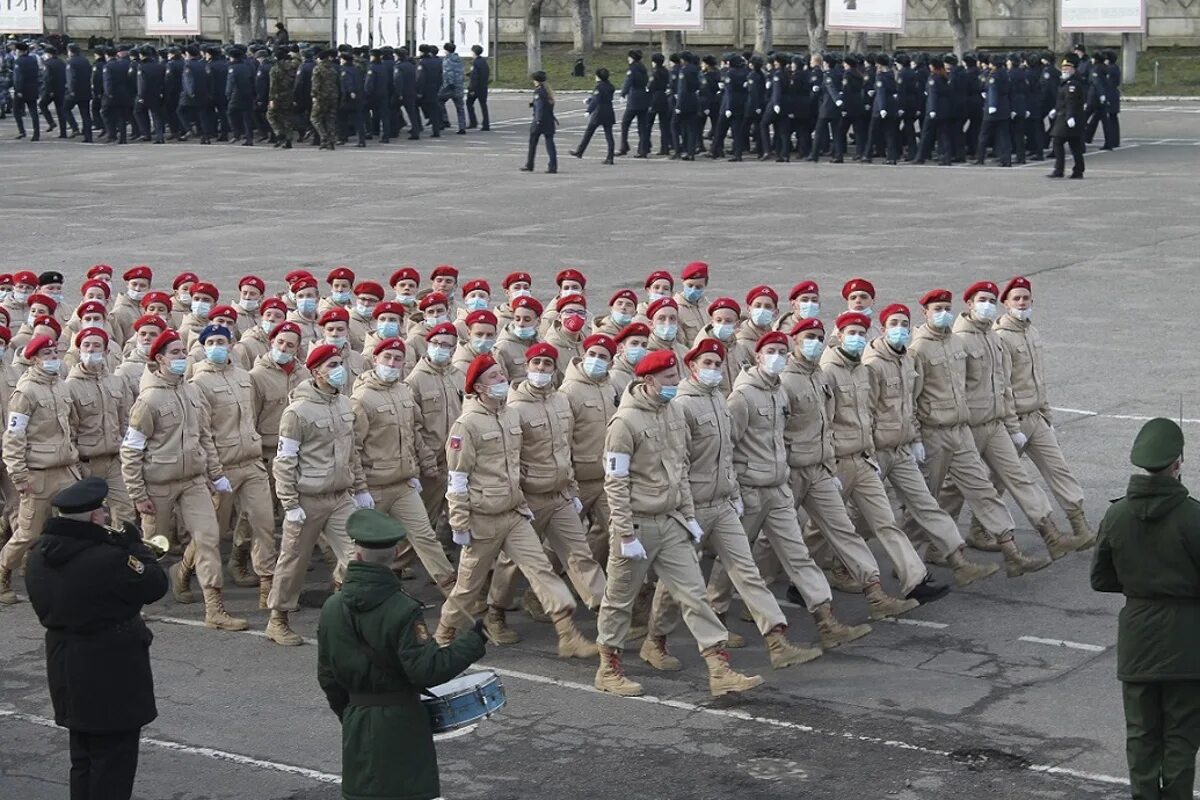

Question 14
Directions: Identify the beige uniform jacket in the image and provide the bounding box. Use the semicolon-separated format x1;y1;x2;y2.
452;341;491;387
237;325;271;370
818;345;875;458
108;293;141;345
273;379;367;510
249;354;310;456
778;356;836;470
284;310;321;348
114;349;151;400
609;356;636;398
179;312;209;352
646;331;689;364
404;357;463;471
732;320;772;369
351;370;435;488
909;323;971;430
404;320;432;363
232;305;260;339
672;292;707;348
559;357;618;484
862;336;920;451
348;309;371;352
589;315;623;337
3;367;79;486
305;343;370;389
445;397;526;532
64;363;130;461
191;360;263;470
951;312;1019;433
0;363;22;423
492;326;533;386
674;376;741;506
691;325;745;395
728;366;791;488
994;313;1051;419
507;378;577;497
542;323;582;383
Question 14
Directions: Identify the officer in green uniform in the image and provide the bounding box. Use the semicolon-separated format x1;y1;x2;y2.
1092;418;1200;800
317;509;486;800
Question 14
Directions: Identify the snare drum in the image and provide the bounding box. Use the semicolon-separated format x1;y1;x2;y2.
422;671;506;733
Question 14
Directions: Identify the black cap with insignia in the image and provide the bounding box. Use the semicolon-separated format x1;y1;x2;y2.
52;477;109;514
1130;418;1185;471
347;509;408;548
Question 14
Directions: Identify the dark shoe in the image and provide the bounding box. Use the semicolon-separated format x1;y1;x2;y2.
1069;172;1084;179
680;154;694;161
906;575;950;605
283;140;293;149
727;155;743;162
617;148;629;156
1046;171;1064;178
519;165;533;172
408;134;420;140
480;126;490;131
355;142;366;147
456;129;466;135
274;140;284;148
569;149;582;158
242;140;253;146
545;167;557;173
633;153;647;159
603;157;613;165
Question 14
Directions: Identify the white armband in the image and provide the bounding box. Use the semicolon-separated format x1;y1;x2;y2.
121;427;146;451
276;437;300;458
6;413;29;434
605;452;631;478
448;471;469;493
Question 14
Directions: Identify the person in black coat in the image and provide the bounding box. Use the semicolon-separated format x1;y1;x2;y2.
101;45;135;144
672;52;701;160
647;52;672;156
618;49;650;157
711;55;748;161
572;67;616;163
179;46;213;143
467;44;490;131
65;44;93;142
836;55;867;162
162;48;185;140
1047;53;1086;179
38;46;72;138
811;53;841;162
394;48;420;139
11;42;41;140
294;48;317;143
974;54;1012;166
25;478;168;800
134;46;166;144
205;47;231;141
915;60;951;165
416;46;444;137
365;49;391;143
864;54;899;164
226;48;256;145
520;70;558;173
338;52;367;147
1006;53;1028;164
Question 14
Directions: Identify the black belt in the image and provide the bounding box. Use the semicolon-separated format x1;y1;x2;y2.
348;692;417;707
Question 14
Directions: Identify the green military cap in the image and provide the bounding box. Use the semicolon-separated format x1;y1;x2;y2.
1130;418;1185;471
347;509;408;548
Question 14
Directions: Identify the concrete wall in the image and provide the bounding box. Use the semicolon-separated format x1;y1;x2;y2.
39;0;1200;48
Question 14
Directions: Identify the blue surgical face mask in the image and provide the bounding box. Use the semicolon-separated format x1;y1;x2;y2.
12;290;30;304
973;301;999;322
486;380;510;399
396;293;416;307
582;356;609;378
611;310;634;327
428;344;452;365
886;327;911;348
657;384;678;402
326;365;348;388
1010;307;1032;322
325;335;347;349
797;301;819;319
514;324;538;341
761;353;787;375
697;368;723;388
750;307;775;327
331;291;351;305
931;310;954;329
654;322;677;341
353;302;372;317
841;334;867;356
510;288;532;299
375;364;401;382
168;358;188;375
624;345;646;365
270;347;293;364
682;286;703;304
241;298;260;313
471;336;495;353
205;344;229;364
860;306;874;318
192;300;212;319
377;320;400;338
127;288;144;301
647;291;668;304
465;297;489;312
526;371;553;389
297;297;318;316
41;358;63;375
82;351;105;367
432;314;450;326
712;322;735;341
260;319;275;334
801;338;825;361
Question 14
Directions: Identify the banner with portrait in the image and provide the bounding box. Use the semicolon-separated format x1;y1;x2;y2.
415;0;451;45
372;0;407;48
337;0;371;47
826;0;905;33
631;0;703;31
144;0;201;35
454;0;488;56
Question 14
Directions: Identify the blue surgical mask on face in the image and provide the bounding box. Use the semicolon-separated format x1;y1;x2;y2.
801;339;825;361
297;298;318;316
353;302;372;317
205;344;229;364
886;327;911;348
797;301;819;319
326;365;348;388
331;291;351;305
465;297;489;312
168;358;188;375
657;385;678;402
973;301;999;322
712;322;735;341
611;310;634;326
647;291;667;304
761;353;787;375
860;307;874;318
582;356;609;378
428;345;452;365
697;368;723;388
260;319;275;334
325;335;347;349
82;352;105;368
624;345;646;365
841;334;867;356
270;347;293;364
41;358;63;375
931;310;954;329
750;308;775;327
682;286;703;304
396;293;416;307
487;381;510;399
376;320;399;338
375;364;401;382
472;336;495;353
654;323;678;341
514;324;538;341
192;301;212;319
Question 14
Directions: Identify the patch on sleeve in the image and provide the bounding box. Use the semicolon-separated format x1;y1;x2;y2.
277;437;300;458
414;620;430;643
121;427;147;451
605;452;631;478
449;435;463;451
7;413;29;433
127;555;145;574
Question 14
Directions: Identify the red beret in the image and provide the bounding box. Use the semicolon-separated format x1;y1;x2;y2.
686;338;725;363
306;343;340;371
269;321;302;341
76;300;107;318
745;285;778;306
239;275;266;294
920;288;953;306
512;296;544;316
525;342;559;362
0;325;10;343
373;337;407;356
462;278;491;297
503;272;532;288
644;270;673;289
879;303;910;323
707;297;740;317
615;322;651;343
141;291;173;311
390;267;420;286
835;311;872;331
24;334;57;360
149;329;181;360
87;264;114;279
28;294;57;313
133;314;168;332
326;267;355;284
80;279;111;299
555;268;586;287
646;297;678;319
0;307;9;322
963;281;1000;303
372;301;406;319
123;265;152;282
842;278;875;299
285;269;314;285
609;289;638;307
75;326;109;349
634;349;677;377
32;315;62;337
210;305;238;322
290;276;318;294
425;322;459;342
755;331;789;352
465;310;498;329
464;353;498;392
354;281;385;299
556;293;587;312
430;264;459;280
681;261;709;281
190;282;219;301
582;333;617;356
0;275;11;287
789;281;820;300
172;271;199;290
260;297;288;316
12;270;38;286
318;307;350;326
1000;276;1031;301
418;292;449;311
789;317;825;336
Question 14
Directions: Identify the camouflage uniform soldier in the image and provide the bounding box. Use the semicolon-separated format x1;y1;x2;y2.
310;50;340;151
268;47;296;148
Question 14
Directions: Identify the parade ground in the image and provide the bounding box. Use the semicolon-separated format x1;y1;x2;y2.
1;98;1199;799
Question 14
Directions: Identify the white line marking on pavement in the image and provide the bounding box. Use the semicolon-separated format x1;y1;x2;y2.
1018;635;1107;653
1052;406;1200;425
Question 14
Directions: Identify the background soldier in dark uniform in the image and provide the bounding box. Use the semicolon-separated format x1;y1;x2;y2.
225;47;255;146
1092;419;1200;800
1047;53;1086;179
135;45;166;144
318;509;486;800
25;477;168;800
38;46;70;138
268;47;296;148
570;67;615;164
66;44;94;143
467;44;490;131
618;49;650;158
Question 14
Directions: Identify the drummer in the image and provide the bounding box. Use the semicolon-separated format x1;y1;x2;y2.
317;509;488;800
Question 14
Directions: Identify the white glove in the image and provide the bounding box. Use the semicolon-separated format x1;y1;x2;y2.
929;111;936;119
620;537;648;560
408;477;422;491
452;529;471;546
211;476;232;493
355;491;375;509
899;109;905;117
879;109;887;119
835;99;843;107
911;441;927;464
733;497;744;518
1025;110;1031;118
685;517;703;543
773;104;780;114
1100;95;1106;103
571;496;583;514
724;109;731;118
1010;111;1016;119
1067;117;1076;128
285;507;306;524
988;106;996;115
1048;109;1057;119
1011;432;1028;450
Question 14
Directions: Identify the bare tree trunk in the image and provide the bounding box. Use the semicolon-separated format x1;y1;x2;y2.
850;31;867;53
232;0;252;43
526;0;544;74
805;0;826;52
946;0;974;58
251;0;267;40
755;0;772;54
660;30;683;56
569;0;594;55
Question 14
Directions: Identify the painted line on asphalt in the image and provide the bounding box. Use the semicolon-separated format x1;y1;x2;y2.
1018;635;1107;653
1052;405;1200;425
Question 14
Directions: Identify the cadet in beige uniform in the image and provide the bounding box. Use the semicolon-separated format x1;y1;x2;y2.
454;278;493;342
110;265;153;345
595;349;762;699
169;272;198;329
120;330;245;631
285;276;323;346
233;275;265;339
0;335;81;604
436;353;596;659
347;280;384;351
179;282;220;351
405;322;463;548
494;271;533;327
731;285;779;366
115;314;167;399
644;297;689;363
313;307;371;387
406;292;451;363
236;297;287;370
542;294;588;382
609;322;650;398
247;322;310;524
266;343;371;645
539;268;586;336
672;261;709;347
690;297;746;395
772;280;822;334
592;289;637;338
388;267;421;315
492;296;543;386
451;310;499;380
0;326;20;542
361;301;407;360
317;266;356;317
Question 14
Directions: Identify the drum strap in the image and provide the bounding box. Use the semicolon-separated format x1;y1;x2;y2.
339;601;439;701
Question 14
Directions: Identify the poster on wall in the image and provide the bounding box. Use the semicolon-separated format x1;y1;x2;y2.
826;0;905;32
454;0;488;56
414;0;450;44
337;0;371;46
631;0;703;31
143;0;201;35
1060;0;1145;31
0;3;43;34
373;0;407;47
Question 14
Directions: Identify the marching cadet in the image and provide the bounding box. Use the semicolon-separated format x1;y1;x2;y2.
266;343;373;645
862;306;998;586
451;310;499;379
773;280;821;334
609;322;650;397
405;322;463;550
493;296;542;386
233;275;265;338
644;297;688;363
487;342;608;636
595;348;762;698
119;330;246;631
12;295;60;356
540;268;587;334
455;279;493;341
170;272;199;328
351;337;456;595
592;289;638;337
2;271;38;320
111;266;151;347
428;265;460;317
0;335;81;605
64;301;122;372
907;289;1050;576
64;328;134;527
115;315;167;398
237;297;288;369
995;276;1095;547
494;271;533;326
692;297;745;394
436;353;597;659
13;316;65;372
185;305;239;370
406;292;451;362
389;267;421;313
673;261;709;346
179;281;219;349
190;324;277;606
319;267;356;315
286;275;323;345
348;281;384;351
733;285;780;365
1047;53;1086;179
67;281;115;339
138;292;174;333
640;270;675;316
362;301;406;357
542;294;588;382
315;307;371;386
648;339;847;671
